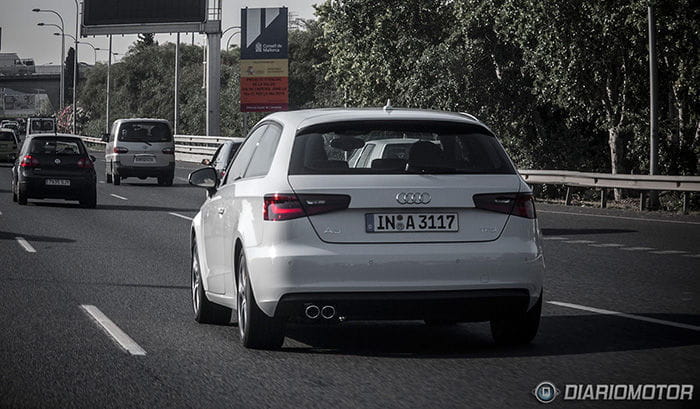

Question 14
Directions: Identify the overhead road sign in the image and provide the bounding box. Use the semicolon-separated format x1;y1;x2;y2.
82;0;207;35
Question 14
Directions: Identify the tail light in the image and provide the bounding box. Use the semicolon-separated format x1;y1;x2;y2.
113;146;128;153
162;147;174;155
77;157;94;169
19;155;40;167
264;193;351;221
473;192;536;219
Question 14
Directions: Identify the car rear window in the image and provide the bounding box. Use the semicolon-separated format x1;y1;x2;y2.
29;138;85;155
30;119;55;132
0;131;15;142
118;122;172;142
289;120;516;175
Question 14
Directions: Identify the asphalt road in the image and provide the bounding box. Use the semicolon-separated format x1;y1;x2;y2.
0;158;698;408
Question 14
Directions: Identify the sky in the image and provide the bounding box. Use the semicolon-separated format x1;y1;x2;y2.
0;0;319;65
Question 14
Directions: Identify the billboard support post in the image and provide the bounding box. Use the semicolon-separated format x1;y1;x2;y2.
174;33;180;134
205;21;221;137
106;35;112;133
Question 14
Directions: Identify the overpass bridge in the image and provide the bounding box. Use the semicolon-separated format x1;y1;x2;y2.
0;73;61;113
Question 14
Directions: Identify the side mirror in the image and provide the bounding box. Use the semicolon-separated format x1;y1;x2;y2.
89;155;96;162
201;158;211;166
188;167;218;196
101;133;109;142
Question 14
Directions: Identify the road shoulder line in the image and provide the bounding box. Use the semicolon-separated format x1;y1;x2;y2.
548;301;700;332
538;210;700;225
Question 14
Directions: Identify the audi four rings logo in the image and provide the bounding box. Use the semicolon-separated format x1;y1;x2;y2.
395;192;431;204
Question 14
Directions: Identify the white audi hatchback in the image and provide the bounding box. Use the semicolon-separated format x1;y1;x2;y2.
189;108;544;349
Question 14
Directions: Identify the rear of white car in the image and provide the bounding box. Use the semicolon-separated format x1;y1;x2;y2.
105;119;175;186
190;109;544;349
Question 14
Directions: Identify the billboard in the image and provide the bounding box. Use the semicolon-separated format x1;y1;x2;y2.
240;7;288;112
82;0;207;35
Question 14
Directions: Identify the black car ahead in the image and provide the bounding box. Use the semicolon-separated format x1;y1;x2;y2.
11;134;97;208
201;139;244;179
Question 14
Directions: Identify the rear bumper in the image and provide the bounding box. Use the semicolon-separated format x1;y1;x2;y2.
115;162;174;178
19;174;95;199
246;236;545;318
275;289;532;321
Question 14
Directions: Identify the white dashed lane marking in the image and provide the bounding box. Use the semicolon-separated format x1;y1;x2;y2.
588;243;624;248
543;236;569;241
649;250;688;255
563;240;595;244
620;247;655;251
16;237;36;253
549;301;700;332
80;305;146;356
110;194;128;200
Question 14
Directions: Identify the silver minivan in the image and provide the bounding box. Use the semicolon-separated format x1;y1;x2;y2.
103;118;175;186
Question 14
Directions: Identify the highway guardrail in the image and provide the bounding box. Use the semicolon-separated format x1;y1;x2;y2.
520;170;699;212
80;135;697;213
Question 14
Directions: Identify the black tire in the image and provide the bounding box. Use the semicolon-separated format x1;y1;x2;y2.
157;176;165;186
12;183;17;202
164;176;173;187
17;185;27;205
237;251;285;349
113;173;121;185
191;240;232;324
80;189;97;208
490;292;542;345
106;172;112;184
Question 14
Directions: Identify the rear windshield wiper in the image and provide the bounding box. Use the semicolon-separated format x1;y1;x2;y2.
406;166;460;174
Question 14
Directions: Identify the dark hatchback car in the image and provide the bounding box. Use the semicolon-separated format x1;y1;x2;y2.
201;139;244;179
11;134;97;208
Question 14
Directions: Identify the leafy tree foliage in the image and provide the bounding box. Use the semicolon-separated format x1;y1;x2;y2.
315;0;698;177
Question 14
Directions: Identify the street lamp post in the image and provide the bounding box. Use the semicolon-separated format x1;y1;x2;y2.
33;9;65;110
73;0;79;134
226;31;241;50
81;41;97;64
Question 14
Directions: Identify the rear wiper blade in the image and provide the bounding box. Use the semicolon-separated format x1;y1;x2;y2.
406;166;460;174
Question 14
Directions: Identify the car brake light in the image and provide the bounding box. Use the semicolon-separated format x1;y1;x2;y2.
77;157;94;168
19;155;40;167
162;147;174;154
113;146;128;153
264;194;351;221
473;193;536;219
264;194;305;221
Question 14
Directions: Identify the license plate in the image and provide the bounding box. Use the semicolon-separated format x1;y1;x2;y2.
134;155;156;163
45;179;70;186
366;213;459;232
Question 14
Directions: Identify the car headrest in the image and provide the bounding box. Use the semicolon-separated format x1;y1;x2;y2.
371;158;407;170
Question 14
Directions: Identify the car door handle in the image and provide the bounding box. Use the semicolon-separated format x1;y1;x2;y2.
218;207;226;215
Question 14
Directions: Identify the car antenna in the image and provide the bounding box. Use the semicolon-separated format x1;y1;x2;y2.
383;99;393;112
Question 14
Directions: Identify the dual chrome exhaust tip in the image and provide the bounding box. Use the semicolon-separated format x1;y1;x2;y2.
304;304;336;320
